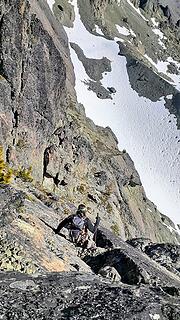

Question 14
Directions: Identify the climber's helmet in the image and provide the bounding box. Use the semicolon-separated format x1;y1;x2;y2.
77;204;87;218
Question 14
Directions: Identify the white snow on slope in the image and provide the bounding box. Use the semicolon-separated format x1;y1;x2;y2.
116;25;130;36
48;0;180;226
144;54;169;74
153;28;164;40
152;28;166;49
116;25;136;38
151;18;159;27
95;25;104;36
144;54;180;89
130;29;136;37
47;0;55;10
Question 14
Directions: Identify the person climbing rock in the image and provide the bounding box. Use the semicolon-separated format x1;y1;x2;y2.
55;204;87;243
55;204;100;249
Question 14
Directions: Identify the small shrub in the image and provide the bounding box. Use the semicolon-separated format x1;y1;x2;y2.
111;223;120;236
15;166;33;182
16;139;28;149
77;184;86;194
106;202;113;214
63;208;71;215
0;146;14;184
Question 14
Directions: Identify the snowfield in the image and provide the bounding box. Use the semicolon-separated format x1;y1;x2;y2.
47;0;180;227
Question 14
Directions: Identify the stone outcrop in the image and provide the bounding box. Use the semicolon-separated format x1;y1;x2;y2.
0;0;75;182
0;213;180;318
128;238;180;277
84;227;180;287
0;271;180;319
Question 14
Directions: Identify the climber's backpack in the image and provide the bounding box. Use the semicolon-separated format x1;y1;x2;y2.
71;215;85;231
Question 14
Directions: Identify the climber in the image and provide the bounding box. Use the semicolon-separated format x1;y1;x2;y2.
55;204;100;249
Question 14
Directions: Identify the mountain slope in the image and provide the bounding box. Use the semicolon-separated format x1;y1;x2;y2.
50;0;180;226
0;0;179;246
0;2;180;319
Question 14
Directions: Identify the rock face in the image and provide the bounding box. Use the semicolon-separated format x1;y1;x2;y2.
0;185;93;274
0;271;180;320
0;197;180;318
0;185;180;318
0;0;179;244
0;0;75;182
0;1;180;318
128;238;180;277
84;227;180;287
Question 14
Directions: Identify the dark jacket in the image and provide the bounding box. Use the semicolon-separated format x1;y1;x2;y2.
55;214;100;235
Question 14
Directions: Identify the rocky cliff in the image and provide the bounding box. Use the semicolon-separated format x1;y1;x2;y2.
0;0;179;246
0;1;180;318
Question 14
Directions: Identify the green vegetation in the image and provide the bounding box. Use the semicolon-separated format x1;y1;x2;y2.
111;222;120;236
15;166;33;182
106;202;113;214
0;146;13;184
16;138;28;149
77;184;86;193
0;146;33;184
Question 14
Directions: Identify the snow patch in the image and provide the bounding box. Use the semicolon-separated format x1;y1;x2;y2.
144;55;180;89
166;94;173;99
65;0;180;225
47;0;55;10
144;54;169;74
116;25;130;36
162;222;180;237
151;18;159;27
130;29;136;37
95;25;104;36
149;315;161;320
152;29;164;40
152;28;166;49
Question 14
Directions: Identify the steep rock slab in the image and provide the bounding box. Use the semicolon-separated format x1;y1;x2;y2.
88;227;180;288
0;185;92;274
0;271;179;319
0;0;71;181
128;238;180;277
0;0;179;244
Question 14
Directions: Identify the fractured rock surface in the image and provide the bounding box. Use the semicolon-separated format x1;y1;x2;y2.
0;271;179;319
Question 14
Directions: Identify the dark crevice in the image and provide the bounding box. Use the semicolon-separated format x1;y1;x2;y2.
54;173;60;186
0;14;11;85
88;194;97;203
57;5;64;12
11;90;15;100
44;172;53;179
160;5;171;20
60;180;68;186
84;249;145;285
6;148;10;163
43;148;50;177
54;128;66;146
13;110;19;128
162;286;179;297
20;60;25;93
